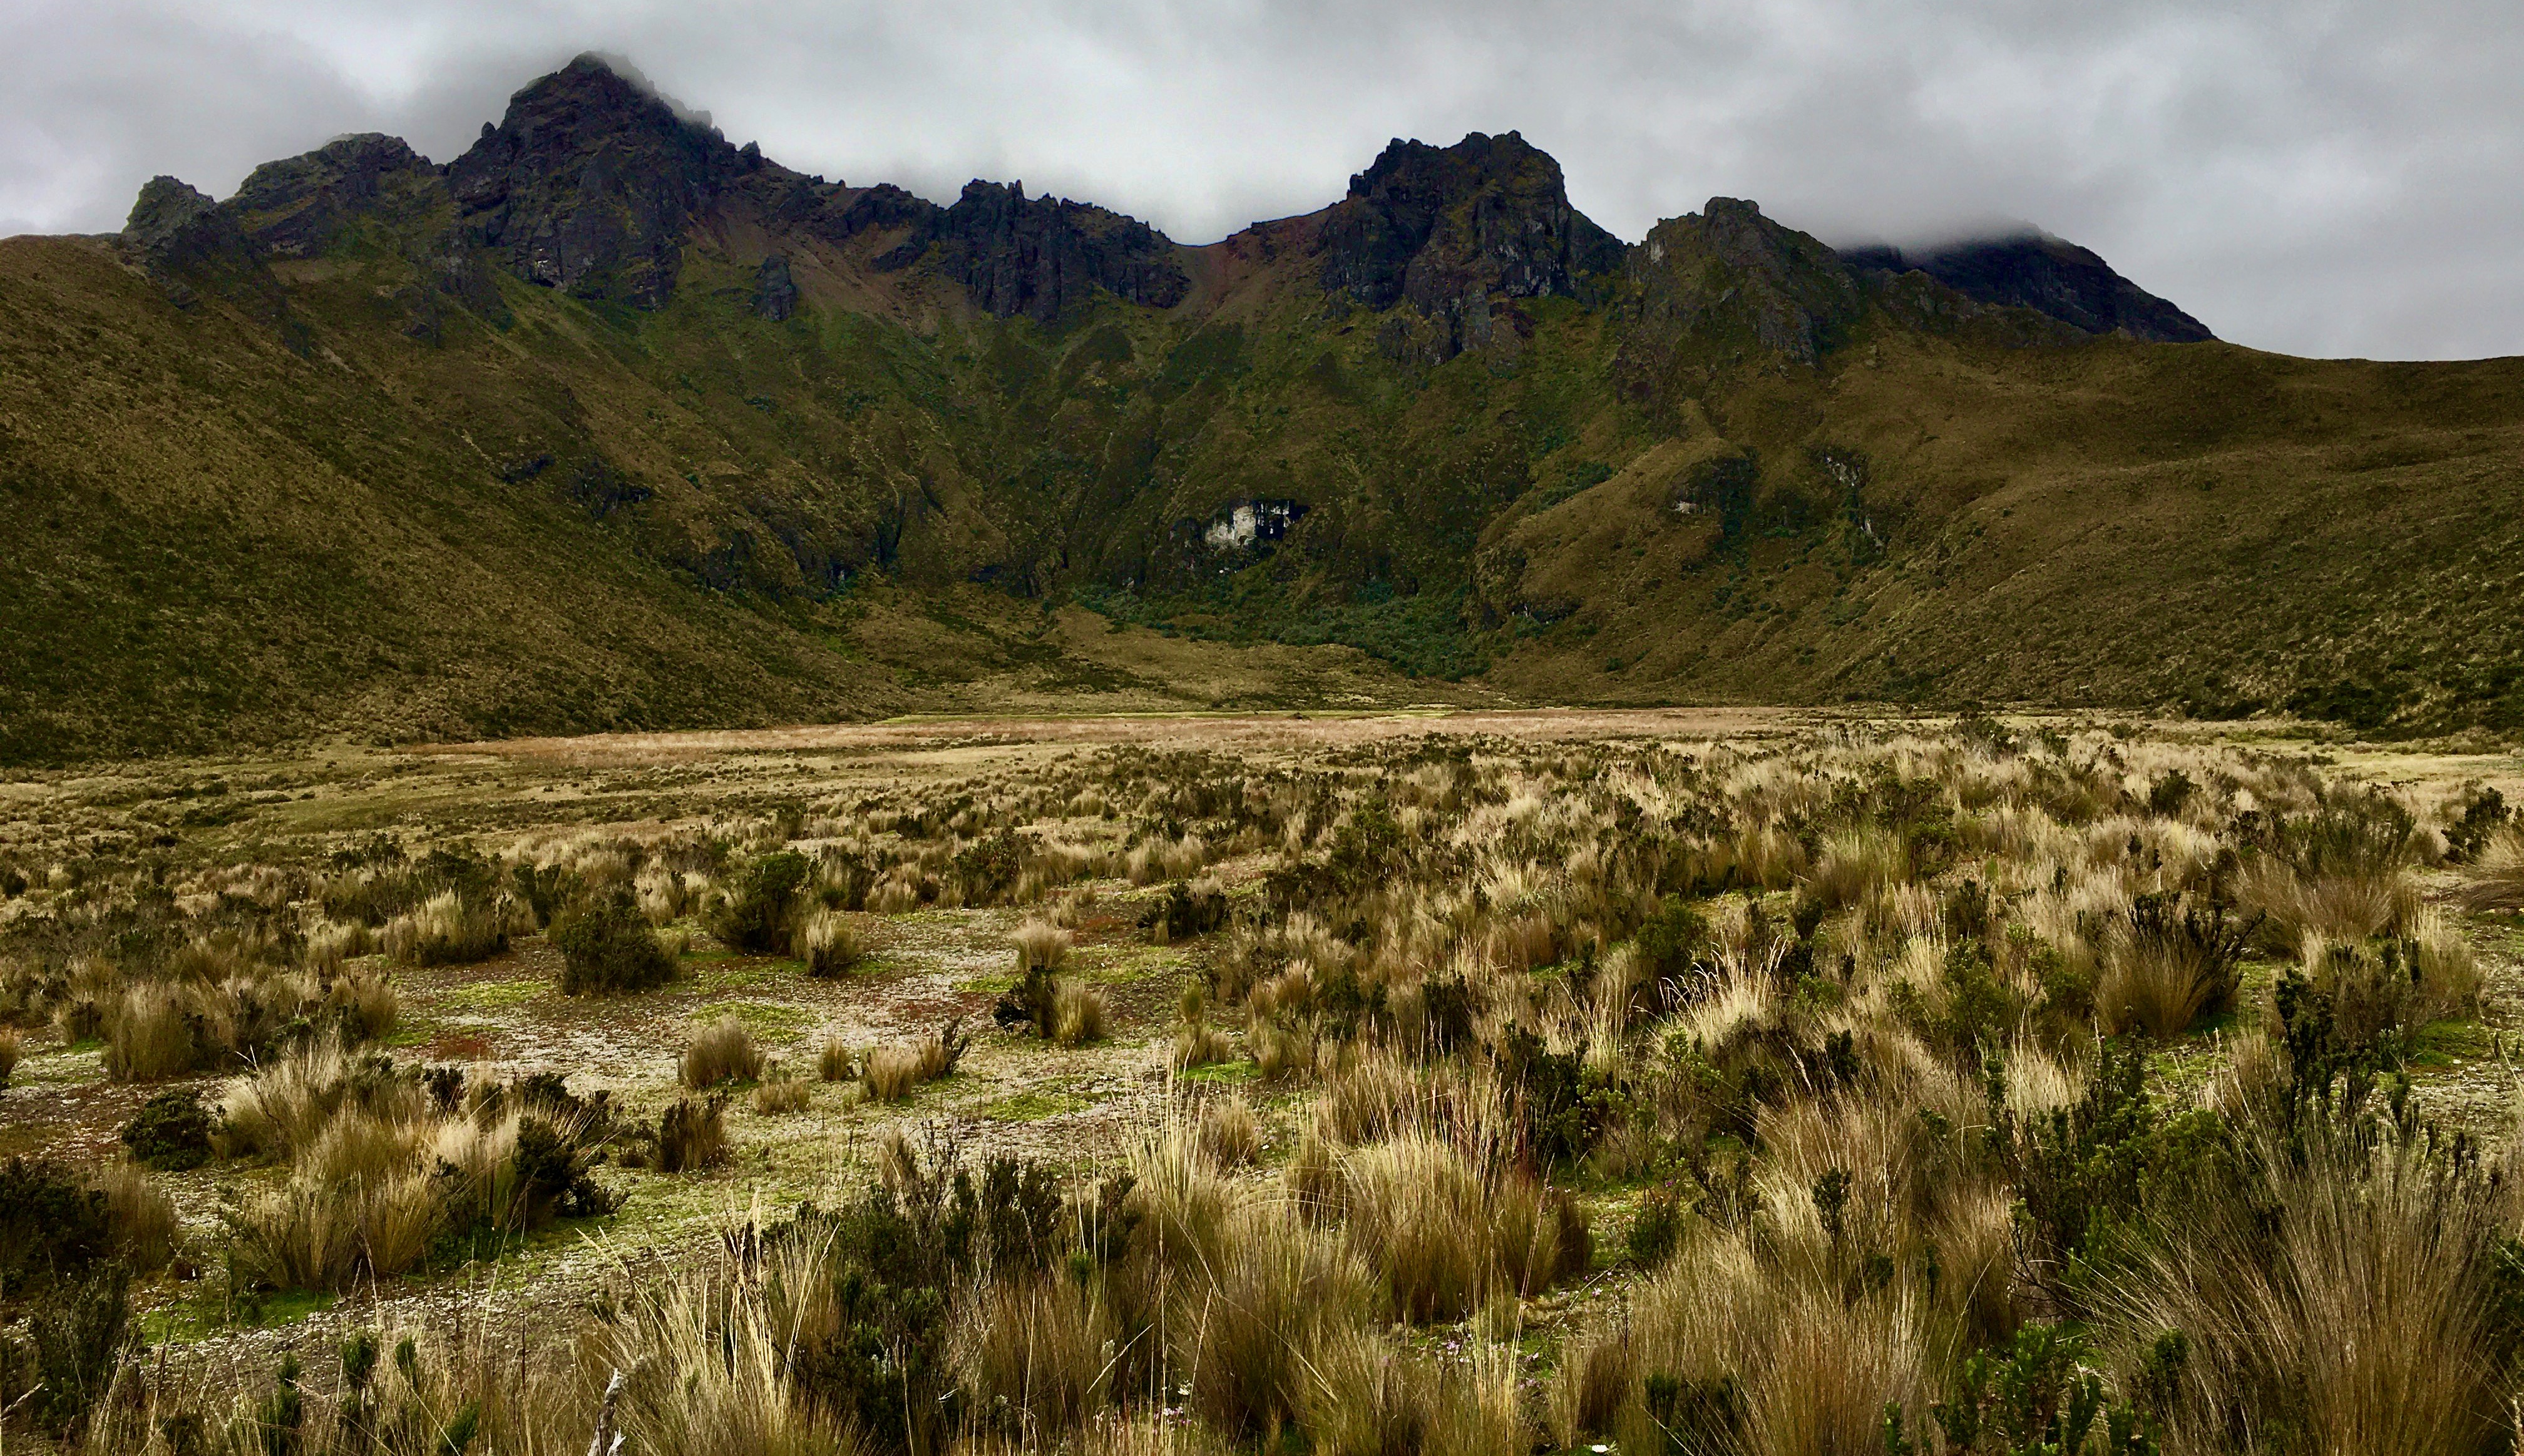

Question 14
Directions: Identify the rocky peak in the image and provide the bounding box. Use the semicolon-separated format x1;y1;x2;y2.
446;53;748;307
227;133;436;257
873;180;1186;324
1615;198;1864;395
1317;131;1623;355
121;177;230;263
1842;232;2213;342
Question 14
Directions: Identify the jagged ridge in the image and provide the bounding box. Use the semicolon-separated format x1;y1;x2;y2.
10;52;2511;767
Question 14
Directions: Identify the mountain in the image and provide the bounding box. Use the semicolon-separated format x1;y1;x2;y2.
1;52;2519;764
1839;232;2214;342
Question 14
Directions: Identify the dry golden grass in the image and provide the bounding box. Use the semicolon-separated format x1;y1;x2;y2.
19;717;2524;1456
1050;978;1108;1047
801;910;863;978
750;1068;811;1115
1195;1095;1261;1168
816;1033;855;1082
681;1017;765;1089
93;1157;177;1270
382;889;516;966
863;1020;966;1102
103;982;195;1081
957;1274;1117;1438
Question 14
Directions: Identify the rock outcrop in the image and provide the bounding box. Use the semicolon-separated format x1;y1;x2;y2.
1616;198;1865;392
226;133;438;257
873;180;1188;323
753;254;798;321
445;53;751;307
1841;233;2213;342
1316;132;1624;358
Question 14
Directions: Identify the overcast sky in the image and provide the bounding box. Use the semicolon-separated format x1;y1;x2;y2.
3;0;2516;360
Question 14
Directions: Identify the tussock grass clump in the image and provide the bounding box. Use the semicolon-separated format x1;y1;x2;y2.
958;1273;1119;1438
2093;1119;2518;1453
863;1019;968;1102
2096;891;2254;1038
680;1018;764;1089
1303;1330;1526;1456
751;1067;810;1115
1177;1201;1375;1439
93;1157;177;1270
2458;826;2524;914
801;910;863;977
0;1025;21;1087
1340;1136;1590;1320
1051;978;1109;1047
816;1033;855;1082
1196;1094;1262;1167
382;889;516;966
103;983;195;1081
1172;985;1235;1069
1010;918;1072;974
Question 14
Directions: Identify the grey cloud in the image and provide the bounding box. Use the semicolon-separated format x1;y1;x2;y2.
3;0;2517;359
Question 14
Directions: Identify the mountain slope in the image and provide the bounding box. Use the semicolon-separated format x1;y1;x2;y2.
1;53;2517;762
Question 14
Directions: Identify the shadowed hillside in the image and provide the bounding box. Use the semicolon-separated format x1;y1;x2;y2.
3;52;2518;761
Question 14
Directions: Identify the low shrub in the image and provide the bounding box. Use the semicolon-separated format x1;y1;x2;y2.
120;1089;215;1170
680;1018;764;1089
1141;879;1228;943
652;1096;729;1172
553;891;678;995
711;851;813;955
26;1262;131;1438
0;1157;109;1286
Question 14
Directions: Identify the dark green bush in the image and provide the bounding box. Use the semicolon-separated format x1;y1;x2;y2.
2447;787;2510;864
551;891;675;995
508;1117;617;1228
1501;1025;1624;1169
778;1149;1067;1455
120;1089;215;1170
1636;896;1711;982
1628;1182;1684;1268
28;1263;131;1437
649;1095;728;1174
711;852;813;955
1140;881;1226;943
951;831;1023;903
0;1158;108;1286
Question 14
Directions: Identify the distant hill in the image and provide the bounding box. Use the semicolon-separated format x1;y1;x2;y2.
3;52;2518;762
